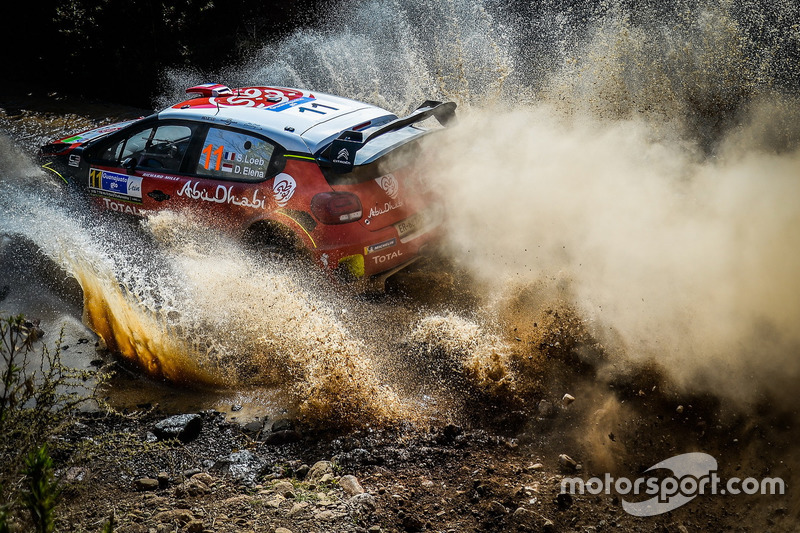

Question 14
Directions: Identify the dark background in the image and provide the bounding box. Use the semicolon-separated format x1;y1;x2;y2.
6;0;324;109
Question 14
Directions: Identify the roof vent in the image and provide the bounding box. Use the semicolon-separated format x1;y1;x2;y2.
186;83;234;97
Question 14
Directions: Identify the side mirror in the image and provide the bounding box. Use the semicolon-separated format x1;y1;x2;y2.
122;156;137;174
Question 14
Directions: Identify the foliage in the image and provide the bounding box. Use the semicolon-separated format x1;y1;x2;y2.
0;314;112;531
22;446;59;533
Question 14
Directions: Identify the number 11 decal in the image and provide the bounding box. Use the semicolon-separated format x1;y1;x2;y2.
201;143;224;170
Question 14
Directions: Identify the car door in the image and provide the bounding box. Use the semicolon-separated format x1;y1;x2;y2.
86;120;198;216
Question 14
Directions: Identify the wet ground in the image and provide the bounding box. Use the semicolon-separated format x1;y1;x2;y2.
1;92;798;532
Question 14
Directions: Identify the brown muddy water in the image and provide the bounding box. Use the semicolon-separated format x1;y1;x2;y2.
1;0;799;436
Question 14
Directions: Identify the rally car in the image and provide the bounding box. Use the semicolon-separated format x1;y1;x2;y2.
39;84;456;285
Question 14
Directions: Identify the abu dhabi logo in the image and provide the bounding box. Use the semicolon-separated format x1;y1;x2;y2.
561;452;785;517
377;173;399;199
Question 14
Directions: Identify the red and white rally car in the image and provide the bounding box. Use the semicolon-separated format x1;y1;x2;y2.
39;84;456;284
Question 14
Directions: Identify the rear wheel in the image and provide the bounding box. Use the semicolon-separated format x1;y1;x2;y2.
243;221;308;262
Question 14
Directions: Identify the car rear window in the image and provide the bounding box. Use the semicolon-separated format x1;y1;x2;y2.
195;127;277;182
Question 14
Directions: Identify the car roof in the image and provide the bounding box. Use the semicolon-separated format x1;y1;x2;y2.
158;86;397;154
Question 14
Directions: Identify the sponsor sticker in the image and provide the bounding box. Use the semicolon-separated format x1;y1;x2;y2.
365;238;397;255
89;168;143;203
377;174;399;199
267;96;316;112
273;173;297;207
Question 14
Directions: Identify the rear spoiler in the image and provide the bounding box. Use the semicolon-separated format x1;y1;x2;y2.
326;100;457;173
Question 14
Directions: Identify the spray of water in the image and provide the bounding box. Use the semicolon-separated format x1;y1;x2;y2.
3;0;799;428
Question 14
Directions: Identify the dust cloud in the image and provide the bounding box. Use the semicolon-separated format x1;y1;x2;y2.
423;0;800;403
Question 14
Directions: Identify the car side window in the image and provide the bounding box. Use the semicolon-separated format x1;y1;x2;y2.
195;127;277;182
97;127;153;165
137;124;193;172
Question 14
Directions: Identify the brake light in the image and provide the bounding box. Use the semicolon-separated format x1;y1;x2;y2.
311;192;363;224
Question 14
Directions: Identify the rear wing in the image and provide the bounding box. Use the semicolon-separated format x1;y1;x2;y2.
325;100;456;173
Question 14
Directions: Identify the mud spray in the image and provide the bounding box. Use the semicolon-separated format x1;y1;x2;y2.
2;0;799;432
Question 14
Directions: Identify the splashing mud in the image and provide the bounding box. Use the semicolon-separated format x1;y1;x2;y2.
3;0;799;429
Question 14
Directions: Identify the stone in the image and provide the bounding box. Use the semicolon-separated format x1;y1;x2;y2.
264;430;302;445
243;421;263;434
175;476;211;497
274;481;296;498
134;478;159;492
213;450;267;485
562;393;575;406
157;472;170;488
489;500;507;515
295;464;310;480
154;509;193;525
543;518;556;532
306;461;334;483
274;528;293;533
526;463;545;473
271;419;294;432
182;520;204;533
314;510;335;520
558;454;578;472
349;493;377;516
288;502;309;517
513;507;535;521
153;414;203;443
191;472;213;485
402;514;424;532
676;405;685;414
537;400;555;417
339;475;365;496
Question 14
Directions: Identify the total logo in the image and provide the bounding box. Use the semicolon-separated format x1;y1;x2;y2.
372;250;403;264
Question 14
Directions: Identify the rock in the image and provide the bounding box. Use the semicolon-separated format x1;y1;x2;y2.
175;477;211;497
192;472;214;486
513;507;534;521
295;464;310;480
134;478;159;492
271;419;294;432
306;461;334;483
489;500;507;515
402;513;424;532
64;467;86;483
157;472;170;488
153;414;203;443
274;481;296;498
231;404;242;412
556;492;573;510
154;509;193;525
182;520;204;533
525;463;544;473
537;400;555;417
243;421;263;434
368;527;382;533
264;430;302;445
676;405;685;414
314;510;335;520
349;492;376;516
339;475;365;496
558;454;578;472
287;502;309;516
274;528;293;533
213;450;267;485
562;393;575;406
543;518;556;532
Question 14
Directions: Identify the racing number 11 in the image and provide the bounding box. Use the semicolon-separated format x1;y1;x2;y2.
202;143;224;170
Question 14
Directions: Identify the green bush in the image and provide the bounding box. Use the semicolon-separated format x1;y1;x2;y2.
0;315;111;531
